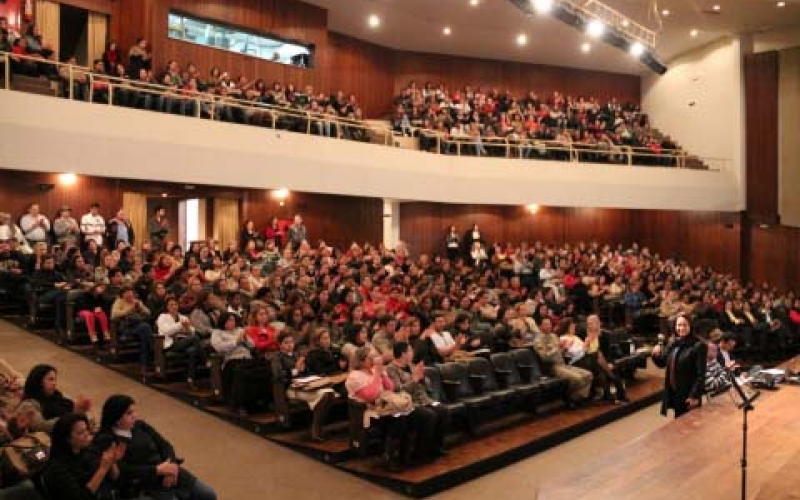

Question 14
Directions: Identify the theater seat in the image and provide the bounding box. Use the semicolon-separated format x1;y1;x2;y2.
510;348;569;405
464;357;518;405
489;352;541;401
437;362;493;433
423;366;466;417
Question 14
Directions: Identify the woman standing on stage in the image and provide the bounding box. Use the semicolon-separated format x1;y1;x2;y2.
652;314;708;418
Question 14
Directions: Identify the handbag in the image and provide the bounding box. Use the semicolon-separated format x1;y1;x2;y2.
373;390;413;416
0;432;51;485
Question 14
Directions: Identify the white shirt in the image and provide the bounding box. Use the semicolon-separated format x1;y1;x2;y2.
156;313;193;349
80;213;105;245
720;348;732;366
19;214;50;242
431;330;456;352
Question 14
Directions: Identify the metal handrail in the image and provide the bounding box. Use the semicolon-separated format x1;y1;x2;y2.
1;50;725;170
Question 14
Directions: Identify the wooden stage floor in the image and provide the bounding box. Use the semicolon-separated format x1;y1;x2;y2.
538;358;800;500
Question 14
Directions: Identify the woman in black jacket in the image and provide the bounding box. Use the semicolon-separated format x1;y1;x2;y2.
42;413;125;500
96;395;217;500
22;364;91;422
652;314;708;418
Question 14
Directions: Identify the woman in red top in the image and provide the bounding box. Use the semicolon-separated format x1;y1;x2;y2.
153;254;176;283
245;305;278;356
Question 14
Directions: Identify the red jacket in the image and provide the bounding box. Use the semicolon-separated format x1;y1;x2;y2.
245;325;278;354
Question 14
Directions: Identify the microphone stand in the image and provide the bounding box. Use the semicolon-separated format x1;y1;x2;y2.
725;367;760;500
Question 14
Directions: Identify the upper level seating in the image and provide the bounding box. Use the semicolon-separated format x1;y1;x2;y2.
0;40;704;169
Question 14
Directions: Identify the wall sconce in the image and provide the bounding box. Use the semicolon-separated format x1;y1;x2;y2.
526;203;540;214
57;173;77;186
272;187;290;207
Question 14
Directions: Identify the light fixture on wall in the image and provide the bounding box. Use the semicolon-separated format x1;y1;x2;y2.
526;203;540;214
272;187;290;207
58;173;77;186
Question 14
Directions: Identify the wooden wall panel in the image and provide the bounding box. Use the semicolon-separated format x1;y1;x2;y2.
391;51;641;106
744;52;780;224
0;1;23;30
327;33;394;118
240;190;382;251
749;225;800;291
633;210;742;277
58;0;112;14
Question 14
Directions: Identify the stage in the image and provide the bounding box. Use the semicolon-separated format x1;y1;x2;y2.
537;359;800;500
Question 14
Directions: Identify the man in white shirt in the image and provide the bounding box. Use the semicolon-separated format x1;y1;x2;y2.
428;314;466;360
19;203;50;246
80;203;105;248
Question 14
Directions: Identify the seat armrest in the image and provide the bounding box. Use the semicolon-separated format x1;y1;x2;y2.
468;374;486;394
494;370;512;389
517;365;534;381
442;380;461;403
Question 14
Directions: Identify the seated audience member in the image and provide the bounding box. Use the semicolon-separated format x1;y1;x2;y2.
341;323;371;369
30;254;70;332
427;314;466;361
111;286;154;373
22;364;91;423
210;313;271;416
1;399;43;444
450;313;488;351
704;342;731;395
306;328;348;376
74;283;112;346
346;346;412;471
717;332;740;370
271;331;336;441
97;395;217;500
533;317;593;404
156;297;208;390
386;342;448;461
244;304;279;357
581;315;629;403
42;413;126;500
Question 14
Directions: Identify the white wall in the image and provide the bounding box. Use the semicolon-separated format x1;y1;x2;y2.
0;90;742;211
642;37;746;207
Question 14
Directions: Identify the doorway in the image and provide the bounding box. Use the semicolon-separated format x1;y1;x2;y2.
59;3;88;64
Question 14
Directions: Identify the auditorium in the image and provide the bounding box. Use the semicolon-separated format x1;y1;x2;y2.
0;0;799;498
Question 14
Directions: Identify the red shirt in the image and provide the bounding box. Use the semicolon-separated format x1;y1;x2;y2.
245;325;278;354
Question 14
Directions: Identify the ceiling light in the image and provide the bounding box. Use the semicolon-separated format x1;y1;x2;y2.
526;204;540;214
661;9;670;15
621;19;630;27
581;42;591;53
712;4;721;10
587;19;605;37
777;1;785;6
470;0;479;6
516;33;528;45
161;193;169;198
272;188;290;200
443;26;452;35
690;28;699;37
629;42;645;56
367;14;380;28
533;0;553;13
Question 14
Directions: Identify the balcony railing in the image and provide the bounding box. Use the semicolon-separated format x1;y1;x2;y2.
1;51;728;171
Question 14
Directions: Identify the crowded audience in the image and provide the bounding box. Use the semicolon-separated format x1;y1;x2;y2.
1;199;799;493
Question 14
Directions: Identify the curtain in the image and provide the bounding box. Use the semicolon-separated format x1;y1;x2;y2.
86;11;107;66
213;198;240;250
122;192;147;250
35;0;59;61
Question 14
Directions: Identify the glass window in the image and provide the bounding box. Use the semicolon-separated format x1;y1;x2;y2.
167;11;313;68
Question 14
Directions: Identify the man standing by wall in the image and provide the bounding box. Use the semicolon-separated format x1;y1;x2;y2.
81;203;105;248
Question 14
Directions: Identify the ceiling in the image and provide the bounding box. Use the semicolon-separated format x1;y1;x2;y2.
304;0;800;74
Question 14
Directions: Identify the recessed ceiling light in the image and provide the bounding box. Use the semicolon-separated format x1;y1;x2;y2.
581;42;591;53
629;42;645;56
621;19;630;27
661;9;670;16
690;28;699;37
712;4;721;10
516;33;528;45
777;1;786;6
533;0;553;13
470;0;479;6
367;14;381;28
443;26;451;35
587;19;605;37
